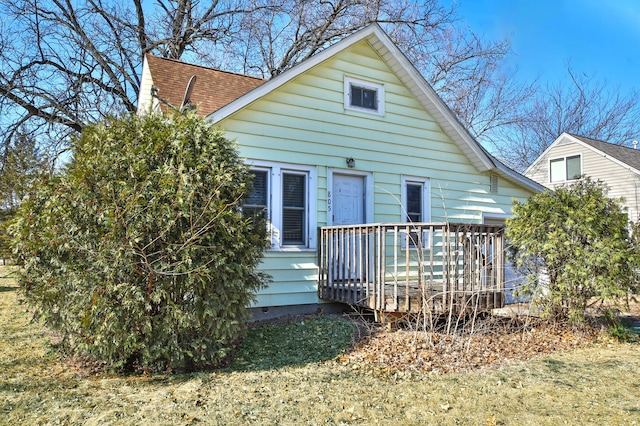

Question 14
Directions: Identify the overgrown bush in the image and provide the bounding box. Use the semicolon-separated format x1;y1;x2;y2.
11;112;270;371
506;178;638;324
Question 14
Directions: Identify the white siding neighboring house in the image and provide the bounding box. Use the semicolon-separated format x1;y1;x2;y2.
137;24;543;318
525;132;640;221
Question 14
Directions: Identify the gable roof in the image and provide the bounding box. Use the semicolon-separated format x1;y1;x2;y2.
570;134;640;173
209;24;498;172
142;55;266;116
139;24;542;194
525;132;640;176
209;24;543;192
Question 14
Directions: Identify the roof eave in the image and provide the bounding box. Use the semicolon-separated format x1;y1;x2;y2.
208;24;496;173
525;132;640;177
493;158;545;193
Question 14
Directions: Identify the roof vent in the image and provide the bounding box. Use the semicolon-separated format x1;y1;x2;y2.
490;174;499;194
633;140;638;150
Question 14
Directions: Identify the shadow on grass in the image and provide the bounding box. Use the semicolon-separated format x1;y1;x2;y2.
0;285;16;293
227;316;356;372
542;358;566;373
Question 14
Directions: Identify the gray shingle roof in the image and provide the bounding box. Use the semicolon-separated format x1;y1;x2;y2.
569;133;640;172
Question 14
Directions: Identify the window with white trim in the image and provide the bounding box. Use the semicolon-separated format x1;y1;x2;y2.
402;176;431;248
282;172;306;245
549;154;581;183
344;76;384;115
243;169;269;221
244;162;316;249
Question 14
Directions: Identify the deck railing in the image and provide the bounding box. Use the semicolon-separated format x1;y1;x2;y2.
318;223;506;315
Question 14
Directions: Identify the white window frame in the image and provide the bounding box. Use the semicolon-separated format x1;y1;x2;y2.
344;76;385;116
549;154;582;183
243;167;270;221
246;160;317;251
401;176;431;249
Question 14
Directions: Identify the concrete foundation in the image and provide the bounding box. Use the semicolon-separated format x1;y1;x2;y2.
247;302;350;322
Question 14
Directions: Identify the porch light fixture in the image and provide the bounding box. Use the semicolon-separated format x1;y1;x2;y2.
346;157;355;168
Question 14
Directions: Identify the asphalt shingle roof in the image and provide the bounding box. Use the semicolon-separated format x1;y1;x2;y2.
569;134;640;172
145;55;266;116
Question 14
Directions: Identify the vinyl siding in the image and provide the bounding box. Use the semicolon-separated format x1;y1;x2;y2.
218;39;534;307
526;140;640;221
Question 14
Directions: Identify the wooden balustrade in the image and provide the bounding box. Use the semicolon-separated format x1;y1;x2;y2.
318;223;506;315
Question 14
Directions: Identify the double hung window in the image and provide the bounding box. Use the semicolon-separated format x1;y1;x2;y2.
244;162;316;249
282;172;306;245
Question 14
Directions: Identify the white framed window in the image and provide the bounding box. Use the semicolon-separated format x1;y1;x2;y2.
344;76;384;115
244;161;316;250
243;168;269;222
549;154;581;183
401;176;431;248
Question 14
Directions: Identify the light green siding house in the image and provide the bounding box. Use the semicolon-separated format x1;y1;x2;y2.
138;24;542;318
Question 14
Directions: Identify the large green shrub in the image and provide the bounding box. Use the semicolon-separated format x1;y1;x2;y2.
506;178;638;323
11;112;270;371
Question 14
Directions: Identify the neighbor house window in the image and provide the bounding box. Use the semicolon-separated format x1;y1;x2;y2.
402;176;431;248
550;155;581;183
244;162;316;249
344;76;384;115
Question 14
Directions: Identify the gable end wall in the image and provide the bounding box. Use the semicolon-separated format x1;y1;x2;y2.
526;141;640;221
217;40;535;308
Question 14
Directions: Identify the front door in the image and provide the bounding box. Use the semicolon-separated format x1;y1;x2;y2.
332;174;365;225
331;174;366;282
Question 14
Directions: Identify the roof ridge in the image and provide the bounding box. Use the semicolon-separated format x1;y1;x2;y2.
145;54;266;82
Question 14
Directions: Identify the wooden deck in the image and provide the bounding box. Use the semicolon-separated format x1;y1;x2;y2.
318;223;506;317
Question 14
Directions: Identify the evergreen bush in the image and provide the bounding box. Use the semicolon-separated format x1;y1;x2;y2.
507;178;638;323
11;112;270;371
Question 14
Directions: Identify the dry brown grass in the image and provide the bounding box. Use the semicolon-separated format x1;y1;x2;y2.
2;266;640;425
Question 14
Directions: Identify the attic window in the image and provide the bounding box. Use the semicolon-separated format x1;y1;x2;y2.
344;77;384;115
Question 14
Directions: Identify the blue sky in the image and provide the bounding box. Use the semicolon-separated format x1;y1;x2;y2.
451;0;640;94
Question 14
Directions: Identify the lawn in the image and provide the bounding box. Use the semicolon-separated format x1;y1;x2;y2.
2;266;640;425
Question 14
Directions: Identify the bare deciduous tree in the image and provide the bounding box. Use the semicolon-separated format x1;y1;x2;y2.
0;0;523;156
491;67;640;171
0;0;261;154
6;0;636;179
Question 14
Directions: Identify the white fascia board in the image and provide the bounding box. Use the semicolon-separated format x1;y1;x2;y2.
208;25;381;124
493;157;545;193
570;136;640;177
523;132;571;175
373;34;495;172
208;23;495;173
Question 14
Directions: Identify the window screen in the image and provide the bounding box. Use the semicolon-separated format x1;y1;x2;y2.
566;155;581;180
550;158;565;183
